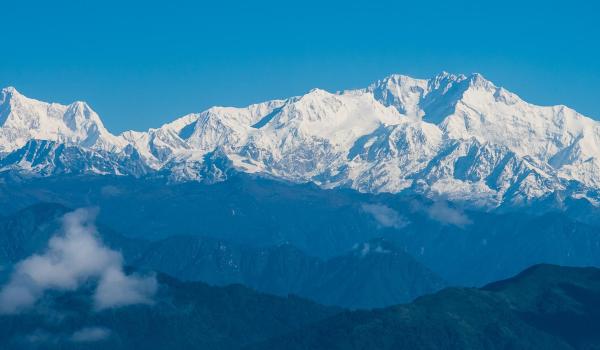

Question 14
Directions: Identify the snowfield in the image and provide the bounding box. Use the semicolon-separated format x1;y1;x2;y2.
2;72;600;207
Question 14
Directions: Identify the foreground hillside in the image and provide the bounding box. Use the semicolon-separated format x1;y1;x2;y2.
1;200;600;348
251;265;600;350
0;273;339;350
0;263;598;349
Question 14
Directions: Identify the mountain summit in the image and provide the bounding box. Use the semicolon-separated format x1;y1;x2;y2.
0;86;125;153
1;73;600;207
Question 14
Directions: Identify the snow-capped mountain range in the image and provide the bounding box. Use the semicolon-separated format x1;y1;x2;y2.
2;72;600;207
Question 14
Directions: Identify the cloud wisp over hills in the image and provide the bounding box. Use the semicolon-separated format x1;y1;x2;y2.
0;208;156;314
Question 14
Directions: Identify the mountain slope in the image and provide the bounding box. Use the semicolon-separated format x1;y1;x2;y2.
133;236;446;308
0;202;145;269
300;239;446;308
0;203;445;309
3;175;600;289
251;264;600;350
0;202;66;265
0;87;124;153
0;140;148;176
2;72;600;207
0;273;339;350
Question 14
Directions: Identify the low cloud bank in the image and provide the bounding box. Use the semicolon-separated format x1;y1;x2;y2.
70;327;112;343
425;201;472;227
0;208;156;314
362;203;408;229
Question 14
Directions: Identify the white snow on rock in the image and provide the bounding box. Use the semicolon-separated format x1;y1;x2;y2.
0;87;125;153
2;72;600;207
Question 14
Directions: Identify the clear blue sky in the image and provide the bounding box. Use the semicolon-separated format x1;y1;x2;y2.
1;0;599;132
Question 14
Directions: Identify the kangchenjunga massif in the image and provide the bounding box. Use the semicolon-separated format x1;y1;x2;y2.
2;72;600;208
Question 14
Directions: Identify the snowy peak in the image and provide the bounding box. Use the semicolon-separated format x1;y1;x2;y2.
1;86;30;126
2;72;600;208
0;86;23;103
0;87;124;153
0;86;19;104
365;74;428;118
120;113;200;168
440;75;600;164
362;72;497;124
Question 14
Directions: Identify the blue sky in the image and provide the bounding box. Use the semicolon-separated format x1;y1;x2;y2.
1;0;599;132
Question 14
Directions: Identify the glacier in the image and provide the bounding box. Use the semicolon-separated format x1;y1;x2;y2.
2;72;600;208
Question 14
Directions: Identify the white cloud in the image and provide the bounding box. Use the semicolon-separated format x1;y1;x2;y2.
362;203;408;229
100;185;122;197
70;327;111;343
95;267;156;309
0;208;156;314
426;201;472;227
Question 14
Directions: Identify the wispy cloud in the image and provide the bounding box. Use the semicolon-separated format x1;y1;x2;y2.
362;203;408;229
0;208;156;314
70;327;111;343
100;185;122;197
425;201;472;227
